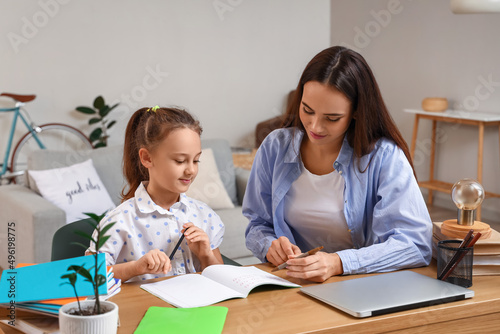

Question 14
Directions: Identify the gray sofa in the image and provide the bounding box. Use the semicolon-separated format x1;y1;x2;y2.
0;139;258;270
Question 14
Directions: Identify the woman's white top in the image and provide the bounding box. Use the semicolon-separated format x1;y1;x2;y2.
284;161;353;253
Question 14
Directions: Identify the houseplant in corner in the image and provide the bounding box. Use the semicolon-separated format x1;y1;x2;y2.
75;96;118;148
59;212;119;334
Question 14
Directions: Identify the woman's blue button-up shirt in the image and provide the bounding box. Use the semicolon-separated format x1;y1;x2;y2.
243;128;432;275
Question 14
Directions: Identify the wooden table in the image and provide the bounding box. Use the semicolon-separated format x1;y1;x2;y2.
405;109;500;220
1;262;499;334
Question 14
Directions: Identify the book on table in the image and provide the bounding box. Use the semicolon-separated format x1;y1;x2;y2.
140;264;301;308
0;317;60;334
432;221;500;255
0;254;120;317
134;306;228;334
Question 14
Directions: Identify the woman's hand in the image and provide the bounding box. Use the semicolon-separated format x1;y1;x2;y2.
182;222;223;269
284;252;343;282
266;236;301;266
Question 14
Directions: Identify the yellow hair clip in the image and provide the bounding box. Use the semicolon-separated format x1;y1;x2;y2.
146;105;160;113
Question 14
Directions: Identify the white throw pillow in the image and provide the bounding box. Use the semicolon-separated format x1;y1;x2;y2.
186;148;235;210
28;159;115;224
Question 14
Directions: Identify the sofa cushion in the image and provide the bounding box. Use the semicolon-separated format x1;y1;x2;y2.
186;148;234;209
28;145;126;206
28;159;115;224
201;139;237;205
216;207;253;259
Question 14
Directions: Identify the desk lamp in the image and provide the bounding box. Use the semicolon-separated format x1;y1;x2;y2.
441;178;492;239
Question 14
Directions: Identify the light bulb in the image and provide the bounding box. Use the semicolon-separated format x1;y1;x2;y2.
451;178;485;225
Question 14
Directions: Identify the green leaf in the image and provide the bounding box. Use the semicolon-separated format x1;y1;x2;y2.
83;213;102;223
108;103;119;112
100;222;115;236
90;128;103;142
61;272;77;286
99;105;111;118
96;274;107;287
97;235;111;249
93;96;105;110
63;273;77;285
107;120;116;129
89;117;101;125
76;267;93;281
94;142;107;148
74;230;94;241
76;106;96;115
68;265;83;272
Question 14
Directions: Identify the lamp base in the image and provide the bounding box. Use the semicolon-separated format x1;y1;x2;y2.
441;219;492;239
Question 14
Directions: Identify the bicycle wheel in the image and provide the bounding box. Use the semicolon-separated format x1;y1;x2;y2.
10;123;93;185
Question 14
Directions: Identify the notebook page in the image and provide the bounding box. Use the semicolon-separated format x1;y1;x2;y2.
140;273;244;308
202;265;301;296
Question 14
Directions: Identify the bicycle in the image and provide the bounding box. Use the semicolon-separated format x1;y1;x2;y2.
0;93;93;185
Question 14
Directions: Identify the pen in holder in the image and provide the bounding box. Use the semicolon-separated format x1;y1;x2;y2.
437;240;473;288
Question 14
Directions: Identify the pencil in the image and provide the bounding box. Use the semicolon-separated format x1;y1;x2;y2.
169;232;186;260
441;232;481;281
271;246;324;272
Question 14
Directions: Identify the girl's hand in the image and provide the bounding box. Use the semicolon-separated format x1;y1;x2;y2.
284;252;343;282
182;222;212;258
266;236;301;267
135;249;171;276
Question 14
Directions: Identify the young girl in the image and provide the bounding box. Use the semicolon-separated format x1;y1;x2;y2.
87;106;224;282
243;46;432;282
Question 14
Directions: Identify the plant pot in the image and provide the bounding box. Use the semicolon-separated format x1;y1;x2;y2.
59;300;119;334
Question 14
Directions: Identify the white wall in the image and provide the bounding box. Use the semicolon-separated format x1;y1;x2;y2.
0;0;330;152
331;0;500;221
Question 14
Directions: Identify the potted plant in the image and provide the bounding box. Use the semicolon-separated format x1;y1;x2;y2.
59;212;119;334
75;96;118;148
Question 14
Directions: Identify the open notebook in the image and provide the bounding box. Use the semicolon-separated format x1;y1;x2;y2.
300;270;474;318
141;264;301;308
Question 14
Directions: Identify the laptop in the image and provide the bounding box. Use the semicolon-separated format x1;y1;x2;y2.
300;270;474;318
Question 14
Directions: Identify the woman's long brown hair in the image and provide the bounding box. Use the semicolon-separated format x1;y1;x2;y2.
121;107;202;201
282;46;415;175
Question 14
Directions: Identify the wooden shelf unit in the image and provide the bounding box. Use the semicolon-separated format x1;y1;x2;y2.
406;109;500;220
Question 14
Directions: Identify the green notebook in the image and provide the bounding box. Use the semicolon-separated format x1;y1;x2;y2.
134;306;228;334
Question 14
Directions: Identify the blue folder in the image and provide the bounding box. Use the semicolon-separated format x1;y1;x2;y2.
0;254;107;303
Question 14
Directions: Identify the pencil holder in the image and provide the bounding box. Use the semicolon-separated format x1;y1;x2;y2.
437;240;473;288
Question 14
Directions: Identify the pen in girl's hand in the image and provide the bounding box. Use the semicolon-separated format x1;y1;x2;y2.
271;246;324;272
169;228;189;260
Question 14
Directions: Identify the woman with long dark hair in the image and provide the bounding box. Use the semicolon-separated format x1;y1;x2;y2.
243;46;432;282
